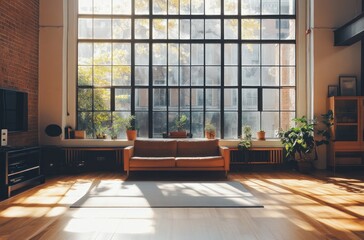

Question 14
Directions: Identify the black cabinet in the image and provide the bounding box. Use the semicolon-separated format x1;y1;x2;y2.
0;146;45;199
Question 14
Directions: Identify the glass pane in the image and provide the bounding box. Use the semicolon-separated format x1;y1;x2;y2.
94;66;111;86
113;0;131;14
180;66;190;86
225;44;238;65
205;0;221;15
168;19;179;39
113;66;131;86
262;44;279;65
94;19;111;39
191;44;204;65
242;44;260;65
94;43;111;65
78;89;92;111
281;44;295;65
262;19;279;40
191;19;204;39
262;67;279;86
78;112;93;138
263;89;279;111
206;44;221;65
115;89;131;110
281;67;295;86
281;88;295;111
135;0;149;14
191;0;204;14
135;112;149;137
224;0;238;15
153;88;167;110
281;111;295;130
94;112;111;134
112;112;128;139
205;19;221;39
135;44;149;65
241;0;260;15
180;0;191;14
242;19;260;40
94;88;111;110
180;88;190;111
262;0;279;15
261;112;279;138
205;112;221;138
242;89;258;110
180;20;190;39
242;67;260;86
206;89;220;110
192;112;203;138
224;67;238;86
191;67;204;85
242;112;260;134
224;112;238;139
153;0;167;14
94;0;111;14
153;66;167;85
224;89;238;110
206;66;221;86
280;19;295;40
135;19;150;39
168;0;179;14
113;43;131;65
191;89;204;110
135;66;149;85
135;89;149;111
153;112;167;137
78;66;92;86
168;44;179;65
113;19;131;39
153;44;167;65
78;19;92;39
180;44;190;65
169;88;179;111
78;43;93;65
78;0;92;14
153;19;167;39
168;67;179;86
281;0;295;15
224;19;238;39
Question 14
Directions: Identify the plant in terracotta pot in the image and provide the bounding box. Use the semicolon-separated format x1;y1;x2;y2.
117;115;137;140
256;130;266;140
204;121;216;139
170;114;188;138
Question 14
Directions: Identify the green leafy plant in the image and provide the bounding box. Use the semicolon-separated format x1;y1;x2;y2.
174;114;188;131
238;125;253;150
242;125;252;140
315;110;334;146
117;115;136;130
238;139;252;150
204;121;216;133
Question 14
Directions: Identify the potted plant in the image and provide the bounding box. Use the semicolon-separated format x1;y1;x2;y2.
238;125;252;150
170;114;188;138
116;115;137;141
204;121;216;139
95;125;108;139
256;130;266;140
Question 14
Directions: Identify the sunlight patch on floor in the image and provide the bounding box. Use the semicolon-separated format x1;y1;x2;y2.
1;206;51;218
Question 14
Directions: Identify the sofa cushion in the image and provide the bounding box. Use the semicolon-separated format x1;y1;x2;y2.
130;157;175;168
134;140;177;157
175;156;224;167
177;139;219;157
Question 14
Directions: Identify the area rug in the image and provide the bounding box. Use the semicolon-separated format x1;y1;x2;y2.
70;181;263;208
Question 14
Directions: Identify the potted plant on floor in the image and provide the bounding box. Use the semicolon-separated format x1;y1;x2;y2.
205;121;216;139
169;114;188;138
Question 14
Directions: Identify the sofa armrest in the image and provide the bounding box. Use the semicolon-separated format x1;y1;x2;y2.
123;146;134;173
219;146;230;171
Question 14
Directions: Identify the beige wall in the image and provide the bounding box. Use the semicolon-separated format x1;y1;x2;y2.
311;0;362;168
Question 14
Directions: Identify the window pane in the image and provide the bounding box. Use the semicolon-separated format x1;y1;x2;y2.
191;89;204;110
153;88;167;110
153;44;167;65
262;44;279;65
94;89;111;110
262;67;279;86
169;88;179;111
206;112;221;138
281;111;295;130
242;112;260;134
78;43;92;65
205;0;221;15
180;44;190;65
191;19;204;39
94;43;111;65
180;20;190;39
135;89;149;111
168;44;179;65
242;44;260;65
180;0;191;14
192;112;203;138
191;0;204;14
135;44;149;65
94;66;111;86
225;44;238;65
281;88;295;111
206;44;221;65
113;66;131;86
206;89;220;110
281;0;295;15
262;19;279;40
281;67;295;86
224;112;238;139
78;89;92;111
261;112;279;138
115;89;131;110
224;67;238;86
263;89;279;111
168;67;179;86
94;112;111;133
180;66;190;86
242;19;260;40
241;0;260;15
78;66;92;86
135;0;149;14
153;66;167;85
153;112;167;137
191;67;204;85
168;19;179;39
78;0;92;14
206;66;221;86
224;19;238;39
281;44;295;65
180;89;190;111
94;19;111;39
242;67;260;86
262;0;279;15
113;19;131;39
224;0;238;15
113;0;131;14
153;0;167;14
168;0;179;14
191;44;204;65
242;89;258;110
78;112;93;137
135;19;150;39
135;112;149;137
205;19;221;39
280;19;295;40
224;89;238;110
153;19;167;39
78;19;92;39
94;0;111;14
113;43;131;65
135;67;149;85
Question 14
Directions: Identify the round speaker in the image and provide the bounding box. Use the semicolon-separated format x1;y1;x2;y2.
45;124;62;137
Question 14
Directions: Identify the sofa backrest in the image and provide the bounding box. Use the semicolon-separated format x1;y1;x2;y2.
134;140;177;157
177;139;219;157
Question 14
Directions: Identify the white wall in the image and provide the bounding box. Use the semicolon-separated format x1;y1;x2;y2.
311;0;362;169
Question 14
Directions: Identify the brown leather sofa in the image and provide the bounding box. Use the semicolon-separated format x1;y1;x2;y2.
123;139;230;176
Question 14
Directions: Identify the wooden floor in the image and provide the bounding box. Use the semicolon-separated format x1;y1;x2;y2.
0;170;363;240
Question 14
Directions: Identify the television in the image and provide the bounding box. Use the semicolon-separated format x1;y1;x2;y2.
0;88;28;132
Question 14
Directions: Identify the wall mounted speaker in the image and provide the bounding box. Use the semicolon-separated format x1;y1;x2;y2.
1;129;8;146
45;124;62;137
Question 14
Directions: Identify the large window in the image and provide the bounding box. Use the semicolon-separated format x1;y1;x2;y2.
77;0;296;139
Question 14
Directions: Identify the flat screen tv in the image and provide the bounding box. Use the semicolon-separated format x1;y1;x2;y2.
0;88;28;132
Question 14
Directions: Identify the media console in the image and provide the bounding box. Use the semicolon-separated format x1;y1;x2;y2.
0;146;44;199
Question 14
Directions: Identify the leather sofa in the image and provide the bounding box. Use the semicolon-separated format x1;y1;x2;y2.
123;139;230;176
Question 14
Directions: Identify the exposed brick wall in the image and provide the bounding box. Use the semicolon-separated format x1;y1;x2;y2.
0;0;39;146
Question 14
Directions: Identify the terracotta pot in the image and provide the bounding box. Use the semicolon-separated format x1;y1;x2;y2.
205;131;216;139
256;131;266;140
126;130;137;141
169;131;187;138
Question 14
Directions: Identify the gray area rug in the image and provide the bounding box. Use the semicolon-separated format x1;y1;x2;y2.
70;181;263;208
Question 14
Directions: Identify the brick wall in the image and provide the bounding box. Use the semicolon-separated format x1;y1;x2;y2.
0;0;39;146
